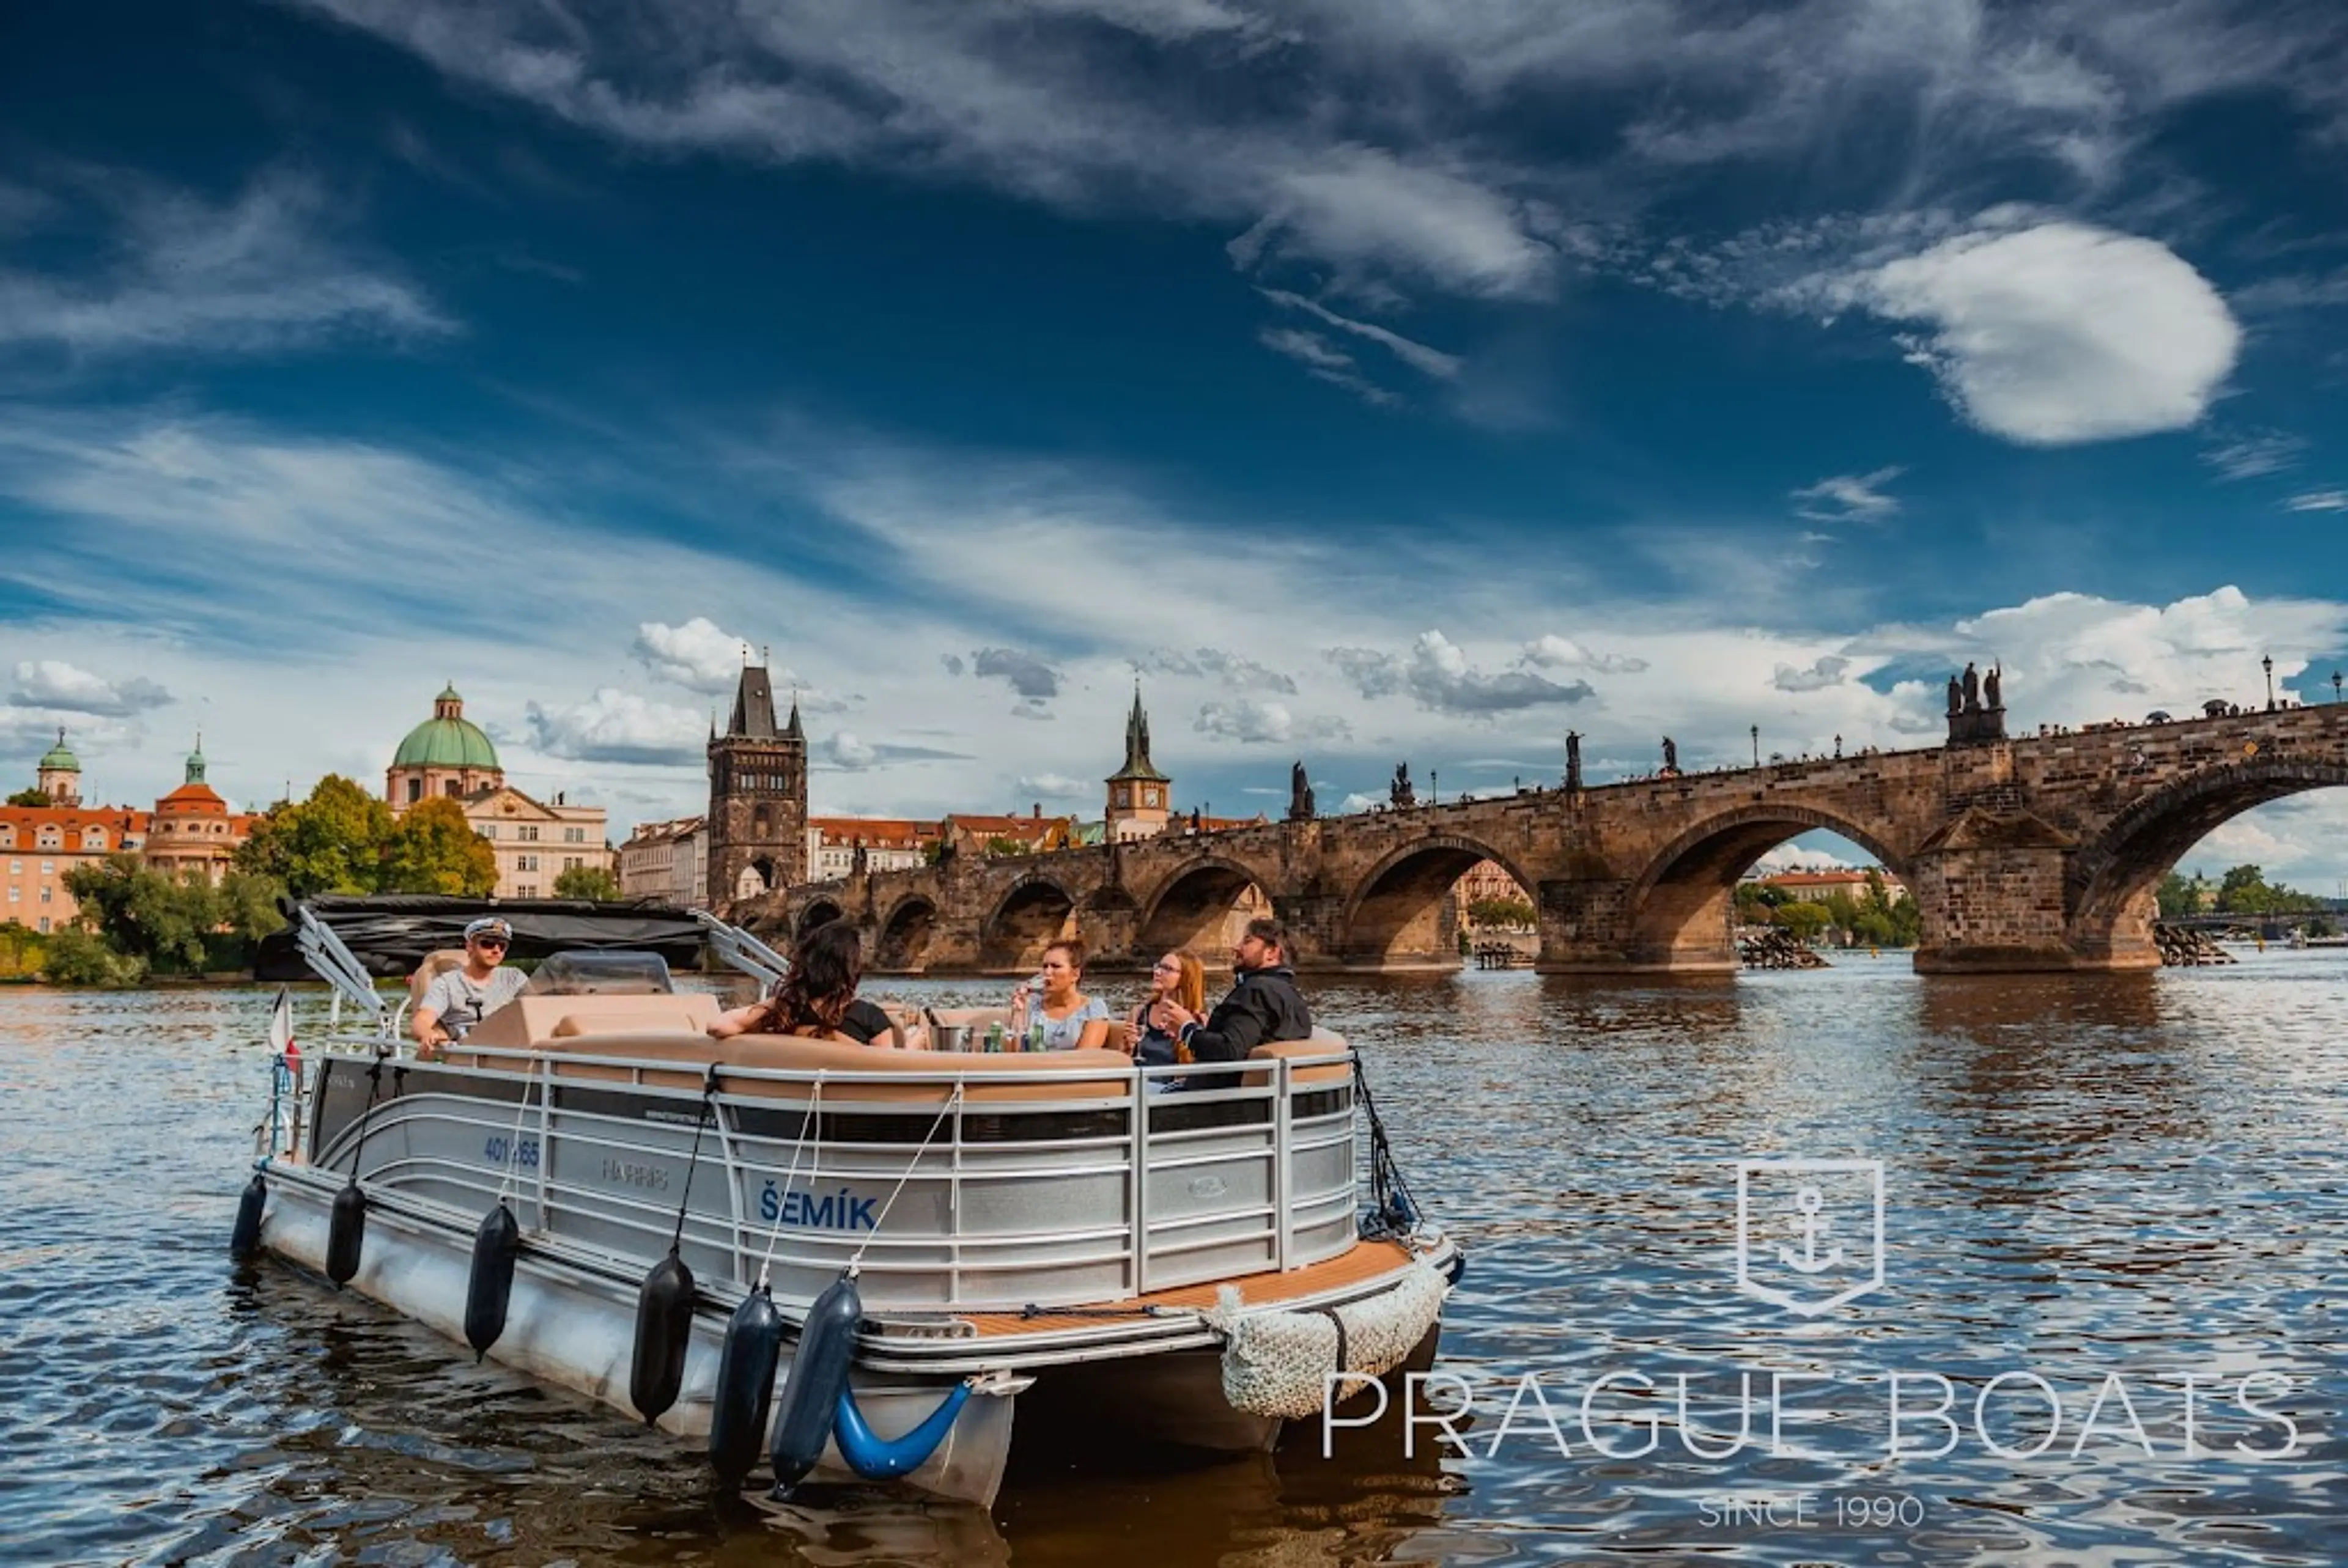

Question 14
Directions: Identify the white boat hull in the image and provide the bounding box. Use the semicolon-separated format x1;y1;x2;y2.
260;1174;1019;1506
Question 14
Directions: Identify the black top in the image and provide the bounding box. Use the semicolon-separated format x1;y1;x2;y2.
836;998;895;1045
1182;966;1313;1063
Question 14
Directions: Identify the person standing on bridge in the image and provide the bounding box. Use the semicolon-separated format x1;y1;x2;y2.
1152;918;1312;1066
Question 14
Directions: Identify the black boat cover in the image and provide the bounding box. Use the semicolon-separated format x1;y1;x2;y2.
253;894;707;980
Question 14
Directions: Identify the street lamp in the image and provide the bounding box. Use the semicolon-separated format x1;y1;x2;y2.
2262;653;2275;712
2334;670;2343;704
1750;725;1760;767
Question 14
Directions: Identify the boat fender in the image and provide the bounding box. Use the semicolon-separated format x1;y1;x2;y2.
707;1283;785;1486
768;1270;863;1499
629;1244;696;1426
463;1201;522;1362
325;1180;366;1287
833;1379;972;1482
231;1172;267;1260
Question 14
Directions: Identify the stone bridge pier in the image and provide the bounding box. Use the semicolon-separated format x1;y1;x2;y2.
752;704;2348;977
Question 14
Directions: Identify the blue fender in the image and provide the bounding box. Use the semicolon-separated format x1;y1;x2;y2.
833;1380;972;1481
769;1272;863;1498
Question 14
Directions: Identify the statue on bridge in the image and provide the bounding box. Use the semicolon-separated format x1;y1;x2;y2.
1288;760;1315;822
1660;736;1679;775
1565;730;1582;792
1390;761;1416;809
851;842;868;876
1947;660;2009;745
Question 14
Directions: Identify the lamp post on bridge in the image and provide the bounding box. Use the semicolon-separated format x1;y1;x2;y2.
2263;653;2275;712
2333;670;2342;704
1750;725;1759;768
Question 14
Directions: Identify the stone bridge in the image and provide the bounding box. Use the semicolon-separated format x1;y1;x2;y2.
754;704;2348;976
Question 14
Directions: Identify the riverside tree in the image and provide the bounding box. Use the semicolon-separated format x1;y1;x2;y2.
234;775;395;896
380;797;500;896
553;864;622;901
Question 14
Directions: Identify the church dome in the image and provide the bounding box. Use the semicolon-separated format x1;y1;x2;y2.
391;685;501;770
38;732;79;772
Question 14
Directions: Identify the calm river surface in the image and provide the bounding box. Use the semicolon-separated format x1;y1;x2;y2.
4;954;2344;1566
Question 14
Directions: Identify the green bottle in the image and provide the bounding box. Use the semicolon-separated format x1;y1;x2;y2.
984;1022;1003;1054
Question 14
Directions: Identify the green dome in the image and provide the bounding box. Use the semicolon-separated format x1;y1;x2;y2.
392;688;501;770
38;730;78;771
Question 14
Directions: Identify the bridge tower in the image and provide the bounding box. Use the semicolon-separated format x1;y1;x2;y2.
1104;682;1172;841
707;661;808;906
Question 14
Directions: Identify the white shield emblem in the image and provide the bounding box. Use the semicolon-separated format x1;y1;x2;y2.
1735;1158;1885;1316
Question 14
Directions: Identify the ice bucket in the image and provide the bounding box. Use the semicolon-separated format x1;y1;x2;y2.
933;1023;971;1052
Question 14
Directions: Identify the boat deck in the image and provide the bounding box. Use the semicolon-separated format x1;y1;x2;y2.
954;1238;1418;1337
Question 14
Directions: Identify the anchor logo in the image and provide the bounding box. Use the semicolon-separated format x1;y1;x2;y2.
1734;1158;1885;1317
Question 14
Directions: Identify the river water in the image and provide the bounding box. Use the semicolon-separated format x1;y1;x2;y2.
3;954;2343;1566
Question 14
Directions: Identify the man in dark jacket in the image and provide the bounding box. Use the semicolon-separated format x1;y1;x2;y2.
1156;917;1313;1063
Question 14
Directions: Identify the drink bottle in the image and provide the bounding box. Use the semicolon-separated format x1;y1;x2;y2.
984;1022;1003;1053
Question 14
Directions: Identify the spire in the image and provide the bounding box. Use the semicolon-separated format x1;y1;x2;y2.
186;731;206;786
725;663;779;738
1108;679;1168;782
785;691;803;740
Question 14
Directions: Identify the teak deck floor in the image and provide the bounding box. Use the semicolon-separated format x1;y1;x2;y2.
961;1240;1416;1337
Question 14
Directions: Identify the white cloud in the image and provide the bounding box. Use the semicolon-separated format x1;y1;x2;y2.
525;688;706;765
1258;289;1464;379
1194;697;1349;745
633;617;762;694
1755;842;1864;874
9;660;172;716
822;731;878;770
1790;467;1903;523
2284;490;2348;513
1255;326;1399;407
1772;655;1852;693
2202;431;2305;481
1331;630;1595;714
1016;771;1092;798
0;169;449;358
1800;220;2240;445
970;647;1063;702
1521;635;1647;675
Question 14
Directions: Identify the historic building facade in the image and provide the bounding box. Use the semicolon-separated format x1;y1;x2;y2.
618;815;708;907
3;734;253;933
383;686;611;899
707;663;808;905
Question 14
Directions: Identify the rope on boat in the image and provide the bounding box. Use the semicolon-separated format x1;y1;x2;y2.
493;1072;536;1203
844;1086;963;1277
1352;1053;1423;1242
665;1064;723;1252
753;1074;826;1290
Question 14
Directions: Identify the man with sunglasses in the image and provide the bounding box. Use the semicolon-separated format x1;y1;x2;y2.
1151;916;1312;1066
413;916;528;1058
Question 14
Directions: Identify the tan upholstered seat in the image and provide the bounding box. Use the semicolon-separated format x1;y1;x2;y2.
407;949;468;1010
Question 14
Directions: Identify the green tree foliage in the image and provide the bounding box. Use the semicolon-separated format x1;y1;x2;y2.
2155;870;2197;919
7;787;51;807
61;854;223;973
41;927;148;986
1775;901;1832;943
1466;895;1537;929
380;797;500;896
234;775;396;896
2214;863;2325;916
0;919;46;978
553;864;622;901
220;869;288;943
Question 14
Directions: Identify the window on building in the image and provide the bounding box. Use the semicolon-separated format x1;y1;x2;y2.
0;826;12;847
39;886;51;904
518;854;537;871
40;859;53;875
444;779;460;797
519;885;537;897
519;825;539;842
37;916;49;933
563;826;585;843
407;778;422;804
479;824;495;839
9;859;19;875
6;887;17;904
563;856;581;870
37;829;60;850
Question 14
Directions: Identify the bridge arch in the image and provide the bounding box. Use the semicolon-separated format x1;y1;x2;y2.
796;895;848;938
873;894;939;973
980;873;1079;973
1341;834;1538;970
1137;855;1281;961
2067;757;2348;959
1626;804;1913;969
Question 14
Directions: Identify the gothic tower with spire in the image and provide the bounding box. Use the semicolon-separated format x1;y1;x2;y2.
706;660;808;906
1104;682;1172;841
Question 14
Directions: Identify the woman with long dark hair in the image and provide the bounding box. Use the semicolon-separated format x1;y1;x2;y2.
707;920;906;1046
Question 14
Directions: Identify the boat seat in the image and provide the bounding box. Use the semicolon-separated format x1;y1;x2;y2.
1242;1033;1353;1086
539;1031;1139;1104
407;949;468;1009
457;992;723;1052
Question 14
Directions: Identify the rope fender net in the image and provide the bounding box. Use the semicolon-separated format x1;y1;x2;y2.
1201;1262;1449;1420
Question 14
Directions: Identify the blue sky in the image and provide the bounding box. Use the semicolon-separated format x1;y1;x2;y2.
4;1;2347;886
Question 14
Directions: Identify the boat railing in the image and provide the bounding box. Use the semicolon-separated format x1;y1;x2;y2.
286;1035;1362;1311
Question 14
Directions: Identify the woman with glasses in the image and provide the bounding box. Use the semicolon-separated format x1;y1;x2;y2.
412;916;527;1059
1128;950;1203;1084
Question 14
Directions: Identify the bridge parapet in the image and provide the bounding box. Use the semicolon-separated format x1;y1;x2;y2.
757;703;2348;976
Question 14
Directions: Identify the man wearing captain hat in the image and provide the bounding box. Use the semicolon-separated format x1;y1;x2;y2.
412;916;528;1058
